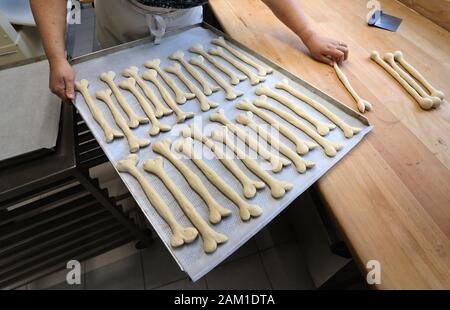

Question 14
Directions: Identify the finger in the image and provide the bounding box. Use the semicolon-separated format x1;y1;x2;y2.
65;76;75;102
326;48;345;63
337;45;349;61
317;55;334;66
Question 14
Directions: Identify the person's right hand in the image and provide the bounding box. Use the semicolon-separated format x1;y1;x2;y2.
49;58;75;103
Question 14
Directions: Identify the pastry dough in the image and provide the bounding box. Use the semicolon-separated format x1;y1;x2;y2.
255;86;336;136
235;100;317;155
165;63;218;112
189;44;247;85
75;79;123;143
144;156;227;253
122;66;173;117
118;78;171;136
152;139;232;224
170;50;220;96
142;70;194;123
236;112;315;174
174;138;263;221
182;124;265;199
211;37;273;76
275;79;361;139
117;154;198;248
209;109;291;173
190;56;243;101
144;59;195;104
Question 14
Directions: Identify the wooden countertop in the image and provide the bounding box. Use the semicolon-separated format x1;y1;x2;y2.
209;0;450;289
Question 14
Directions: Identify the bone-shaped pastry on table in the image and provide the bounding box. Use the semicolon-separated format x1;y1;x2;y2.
182;125;265;199
236;112;315;174
255;86;336;136
370;51;434;110
152;139;232;224
117;154;198;248
275;79;362;139
235;100;317;155
209;109;291;173
118;78;171;136
144;59;195;104
169;50;220;96
190;56;243;101
209;47;266;86
96;89;151;153
211;37;273;77
174;138;263;221
165;63;218;112
189;44;247;85
143;156;228;253
210;127;293;199
122;66;173;117
75;79;123;143
142;70;194;123
254;96;343;157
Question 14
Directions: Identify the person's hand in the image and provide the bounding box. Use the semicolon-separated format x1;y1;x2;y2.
303;32;349;66
49;58;75;103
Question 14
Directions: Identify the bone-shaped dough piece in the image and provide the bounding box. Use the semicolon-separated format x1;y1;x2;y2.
210;109;291;173
100;71;148;128
394;51;445;100
209;47;266;86
142;70;194;123
144;157;227;253
75;79;123;143
170;50;220;96
182;125;265;199
96;89;150;153
118;78;171;136
275;79;361;139
165;63;218;112
254;96;343;157
255;86;336;136
235;100;317;155
190;56;243;101
174;138;263;221
122;66;173;117
236;112;315;174
117;154;198;248
189;44;247;85
152;139;232;224
384;53;441;108
211;37;273;76
370;51;433;110
144;59;195;104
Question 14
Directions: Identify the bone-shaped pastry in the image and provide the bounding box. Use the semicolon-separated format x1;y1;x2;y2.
209;47;266;86
165;63;218;112
210;109;291;173
144;156;227;253
174;138;263;221
384;53;441;108
370;51;433;110
118;78;171;136
152;139;232;224
96;89;150;153
142;70;194;123
189;44;247;85
235;100;317;155
122;66;173;117
394;51;445;100
170;50;220;96
211;37;273;76
275;79;361;139
144;59;195;104
182;125;265;199
117;155;198;248
236;112;315;174
255;86;336;136
190;56;243;101
75;79;123;143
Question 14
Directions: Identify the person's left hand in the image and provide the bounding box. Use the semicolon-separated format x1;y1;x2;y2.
303;32;349;66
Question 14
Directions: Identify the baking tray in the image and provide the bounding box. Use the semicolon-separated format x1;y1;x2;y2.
71;23;372;281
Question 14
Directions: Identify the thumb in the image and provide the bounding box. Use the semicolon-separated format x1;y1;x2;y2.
318;55;334;66
65;75;75;101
